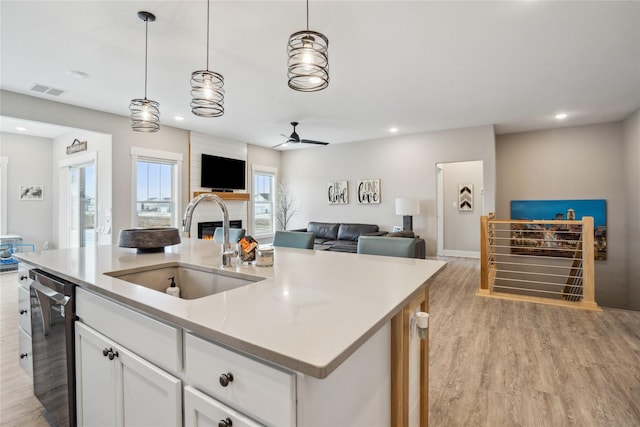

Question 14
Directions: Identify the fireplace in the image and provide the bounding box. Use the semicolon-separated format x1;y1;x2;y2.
198;220;243;240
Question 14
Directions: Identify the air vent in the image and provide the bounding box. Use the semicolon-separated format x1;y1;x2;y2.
30;84;65;96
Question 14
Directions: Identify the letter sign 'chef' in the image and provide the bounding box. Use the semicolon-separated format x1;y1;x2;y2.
357;179;381;204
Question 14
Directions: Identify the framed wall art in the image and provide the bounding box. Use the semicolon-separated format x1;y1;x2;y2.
357;179;380;204
328;180;348;204
19;185;44;201
458;184;473;211
510;199;607;260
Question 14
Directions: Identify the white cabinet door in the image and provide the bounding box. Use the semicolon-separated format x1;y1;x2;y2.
76;322;118;427
184;386;263;427
120;345;182;427
76;322;182;427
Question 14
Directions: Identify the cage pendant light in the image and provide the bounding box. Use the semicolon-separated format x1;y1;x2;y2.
287;0;329;92
130;11;160;132
191;0;225;117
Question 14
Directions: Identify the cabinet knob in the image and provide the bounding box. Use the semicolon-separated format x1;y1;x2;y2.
19;309;27;315
103;347;119;360
20;353;28;359
218;418;233;427
20;275;27;281
219;372;234;387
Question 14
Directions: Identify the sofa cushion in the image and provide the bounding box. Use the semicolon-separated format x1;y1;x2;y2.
337;223;379;241
323;240;358;247
307;222;339;240
327;242;359;252
387;230;415;238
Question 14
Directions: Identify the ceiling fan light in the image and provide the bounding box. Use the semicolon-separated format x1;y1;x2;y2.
287;29;329;92
191;70;225;117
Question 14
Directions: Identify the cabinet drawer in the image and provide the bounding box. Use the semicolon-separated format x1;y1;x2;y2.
18;327;33;378
18;263;33;288
185;334;295;427
76;287;182;373
18;285;31;333
185;385;263;427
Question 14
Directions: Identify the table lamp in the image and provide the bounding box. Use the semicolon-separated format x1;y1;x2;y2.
395;198;420;231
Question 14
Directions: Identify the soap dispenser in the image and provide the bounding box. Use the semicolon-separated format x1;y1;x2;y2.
166;277;180;298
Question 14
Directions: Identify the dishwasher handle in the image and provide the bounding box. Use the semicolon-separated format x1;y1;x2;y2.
31;280;70;307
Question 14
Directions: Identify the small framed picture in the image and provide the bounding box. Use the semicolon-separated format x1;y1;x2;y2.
19;185;44;201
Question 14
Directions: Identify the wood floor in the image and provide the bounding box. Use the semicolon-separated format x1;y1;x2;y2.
1;258;639;426
428;257;640;426
0;271;48;427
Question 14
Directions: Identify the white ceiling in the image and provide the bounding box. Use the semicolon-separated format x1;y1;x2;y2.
1;1;639;147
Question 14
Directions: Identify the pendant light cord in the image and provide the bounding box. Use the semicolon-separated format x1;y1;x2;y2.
206;0;210;70
306;0;309;31
144;16;149;100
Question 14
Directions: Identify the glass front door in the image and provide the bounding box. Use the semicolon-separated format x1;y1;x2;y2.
69;162;96;247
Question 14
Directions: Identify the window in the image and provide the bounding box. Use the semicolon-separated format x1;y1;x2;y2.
131;148;182;228
252;166;276;237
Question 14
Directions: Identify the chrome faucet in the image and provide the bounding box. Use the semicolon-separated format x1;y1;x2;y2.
182;193;234;268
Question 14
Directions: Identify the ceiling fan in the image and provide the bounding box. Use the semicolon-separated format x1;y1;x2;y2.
272;122;329;149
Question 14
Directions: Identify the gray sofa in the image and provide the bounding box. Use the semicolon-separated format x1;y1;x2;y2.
294;221;426;258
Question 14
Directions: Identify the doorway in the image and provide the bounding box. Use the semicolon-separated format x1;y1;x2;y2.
69;162;96;247
436;160;484;258
59;153;97;249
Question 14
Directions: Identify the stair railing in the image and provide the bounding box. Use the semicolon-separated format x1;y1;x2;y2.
479;215;599;310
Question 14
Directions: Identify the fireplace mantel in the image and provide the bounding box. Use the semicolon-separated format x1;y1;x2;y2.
193;191;250;201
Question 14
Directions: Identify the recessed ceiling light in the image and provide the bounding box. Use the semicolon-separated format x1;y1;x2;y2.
174;116;185;121
16;126;27;131
389;127;398;133
68;69;89;79
555;113;568;120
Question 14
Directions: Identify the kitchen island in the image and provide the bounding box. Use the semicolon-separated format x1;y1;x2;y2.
17;238;446;426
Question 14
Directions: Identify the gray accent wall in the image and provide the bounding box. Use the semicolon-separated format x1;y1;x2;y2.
0;132;53;249
496;122;629;309
623;109;640;310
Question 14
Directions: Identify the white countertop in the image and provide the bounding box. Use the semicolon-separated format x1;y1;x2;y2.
16;238;446;378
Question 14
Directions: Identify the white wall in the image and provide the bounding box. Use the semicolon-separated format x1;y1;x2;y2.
0;132;54;249
280;125;496;256
1;90;190;243
496;122;627;309
623;109;640;310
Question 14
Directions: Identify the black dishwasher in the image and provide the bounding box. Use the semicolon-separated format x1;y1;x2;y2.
30;269;77;427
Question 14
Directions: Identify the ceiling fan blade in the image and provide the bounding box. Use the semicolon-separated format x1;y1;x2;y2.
271;141;291;149
300;139;329;145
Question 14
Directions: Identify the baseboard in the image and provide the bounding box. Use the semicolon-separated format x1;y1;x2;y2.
440;249;480;259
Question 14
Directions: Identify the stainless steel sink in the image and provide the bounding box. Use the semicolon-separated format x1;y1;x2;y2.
105;262;264;300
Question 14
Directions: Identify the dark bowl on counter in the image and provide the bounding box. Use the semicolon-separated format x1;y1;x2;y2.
118;228;181;253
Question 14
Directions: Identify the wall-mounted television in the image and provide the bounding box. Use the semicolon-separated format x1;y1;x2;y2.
200;154;246;191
